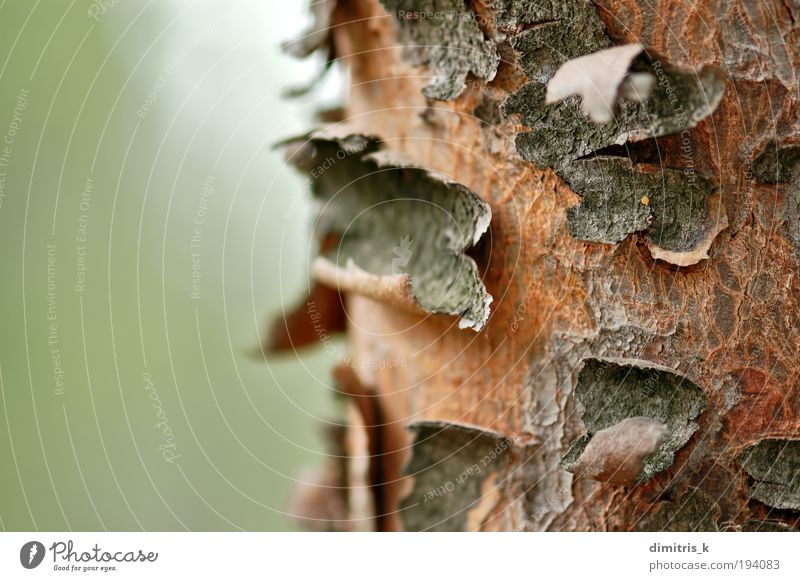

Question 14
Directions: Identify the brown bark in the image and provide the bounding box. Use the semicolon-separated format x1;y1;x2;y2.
278;0;800;532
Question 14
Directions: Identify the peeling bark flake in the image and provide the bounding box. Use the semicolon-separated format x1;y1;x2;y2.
380;0;500;100
753;144;800;184
495;0;604;31
333;365;393;531
258;281;346;355
503;62;725;170
282;0;336;59
282;129;493;331
546;44;655;124
280;0;338;97
564;359;707;482
563;416;668;486
561;157;721;257
739;439;800;511
507;2;610;84
400;421;511;531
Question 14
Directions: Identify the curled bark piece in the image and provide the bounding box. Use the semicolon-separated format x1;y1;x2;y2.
380;0;500;100
333;364;392;531
283;129;493;331
561;157;720;256
565;416;667;486
500;8;727;262
313;257;425;316
280;0;338;97
562;358;707;481
278;126;381;169
752;143;800;184
258;281;346;355
546;44;655;124
738;439;800;511
504;60;725;170
465;472;501;531
646;193;728;266
282;0;336;59
400;421;511;531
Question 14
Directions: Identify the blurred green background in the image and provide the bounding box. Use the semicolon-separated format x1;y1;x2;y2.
0;0;341;530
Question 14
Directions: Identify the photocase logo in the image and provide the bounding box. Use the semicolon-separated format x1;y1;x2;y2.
20;541;45;569
392;235;413;274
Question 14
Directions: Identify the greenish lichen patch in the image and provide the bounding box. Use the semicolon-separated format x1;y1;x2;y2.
400;421;511;531
564;359;707;482
503;63;725;170
380;0;499;100
495;0;605;32
285;130;493;330
499;0;611;149
560;157;717;253
752;144;800;184
643;487;721;532
509;9;609;84
738;439;800;511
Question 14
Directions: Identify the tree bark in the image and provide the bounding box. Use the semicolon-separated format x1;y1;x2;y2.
277;0;800;532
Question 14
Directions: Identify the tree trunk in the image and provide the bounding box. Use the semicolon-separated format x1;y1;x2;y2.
276;0;800;532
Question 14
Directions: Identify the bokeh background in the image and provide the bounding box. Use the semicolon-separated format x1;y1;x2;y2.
0;0;342;530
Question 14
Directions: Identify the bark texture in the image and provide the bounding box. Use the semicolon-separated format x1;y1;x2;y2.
276;0;800;532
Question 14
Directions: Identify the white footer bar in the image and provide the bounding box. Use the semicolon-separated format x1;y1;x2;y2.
1;532;797;580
